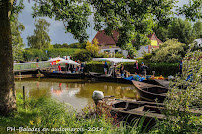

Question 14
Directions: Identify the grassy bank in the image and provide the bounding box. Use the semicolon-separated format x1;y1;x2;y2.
1;93;201;134
0;94;148;134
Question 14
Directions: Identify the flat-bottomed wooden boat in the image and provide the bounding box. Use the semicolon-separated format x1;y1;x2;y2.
40;70;85;79
132;81;168;102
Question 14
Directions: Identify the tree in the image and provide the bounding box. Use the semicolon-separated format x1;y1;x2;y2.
68;42;87;49
153;25;169;42
167;18;194;44
72;49;92;62
0;0;16;115
11;14;25;62
86;38;99;57
32;0;91;43
90;0;176;49
177;0;202;21
27;18;51;49
193;20;202;39
156;50;202;133
150;39;186;63
32;0;201;48
68;43;81;48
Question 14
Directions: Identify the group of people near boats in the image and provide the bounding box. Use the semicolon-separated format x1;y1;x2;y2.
103;61;149;80
55;60;84;73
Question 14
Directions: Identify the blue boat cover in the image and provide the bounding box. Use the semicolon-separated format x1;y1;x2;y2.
125;75;145;82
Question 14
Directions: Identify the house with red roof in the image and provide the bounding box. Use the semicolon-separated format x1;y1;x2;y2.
92;30;163;57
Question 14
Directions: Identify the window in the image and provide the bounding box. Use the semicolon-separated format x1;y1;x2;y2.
104;50;110;53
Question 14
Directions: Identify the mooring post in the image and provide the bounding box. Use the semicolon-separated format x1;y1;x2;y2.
23;86;25;109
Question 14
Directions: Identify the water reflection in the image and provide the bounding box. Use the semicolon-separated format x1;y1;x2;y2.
15;78;137;111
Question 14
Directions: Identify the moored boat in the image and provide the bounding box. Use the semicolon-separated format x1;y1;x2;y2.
132;81;168;102
142;79;169;88
97;99;165;126
40;70;86;79
96;75;133;84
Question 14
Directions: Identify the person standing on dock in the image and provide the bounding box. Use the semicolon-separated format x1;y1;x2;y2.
113;64;117;77
104;61;108;75
58;64;61;72
80;62;84;73
36;57;39;68
120;64;125;78
134;60;139;74
140;62;148;78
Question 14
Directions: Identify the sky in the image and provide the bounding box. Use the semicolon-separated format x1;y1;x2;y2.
18;0;189;47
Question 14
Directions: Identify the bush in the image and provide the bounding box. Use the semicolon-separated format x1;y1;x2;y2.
72;49;93;62
115;53;125;58
86;39;99;57
153;50;202;133
46;48;81;58
151;39;186;63
85;61;106;73
148;63;179;76
23;49;48;61
143;53;152;60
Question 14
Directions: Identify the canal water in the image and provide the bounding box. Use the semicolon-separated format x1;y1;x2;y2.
15;78;138;111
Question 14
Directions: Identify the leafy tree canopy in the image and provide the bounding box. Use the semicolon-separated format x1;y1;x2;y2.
177;0;202;21
193;20;202;39
90;0;175;49
68;42;83;48
27;18;52;49
86;38;99;56
154;18;202;44
11;14;25;62
150;39;186;63
31;0;201;50
53;43;69;48
11;0;25;62
32;0;91;43
168;18;194;45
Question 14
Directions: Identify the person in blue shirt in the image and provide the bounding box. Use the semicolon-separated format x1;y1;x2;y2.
104;61;108;75
179;60;183;75
140;62;148;78
80;62;84;73
120;64;124;78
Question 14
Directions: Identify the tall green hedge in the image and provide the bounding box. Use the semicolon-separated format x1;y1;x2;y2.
47;48;82;58
148;63;179;76
85;61;107;74
85;61;179;76
23;48;82;61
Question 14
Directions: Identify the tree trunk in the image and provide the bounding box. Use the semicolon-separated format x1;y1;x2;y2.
0;0;16;116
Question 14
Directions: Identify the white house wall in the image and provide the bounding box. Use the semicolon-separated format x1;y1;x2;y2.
137;46;149;57
194;38;202;47
100;48;128;57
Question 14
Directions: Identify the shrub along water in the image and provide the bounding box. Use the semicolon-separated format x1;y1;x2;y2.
151;50;202;133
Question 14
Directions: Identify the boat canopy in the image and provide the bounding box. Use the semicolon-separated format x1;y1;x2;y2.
93;58;136;63
58;60;80;65
48;57;66;62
